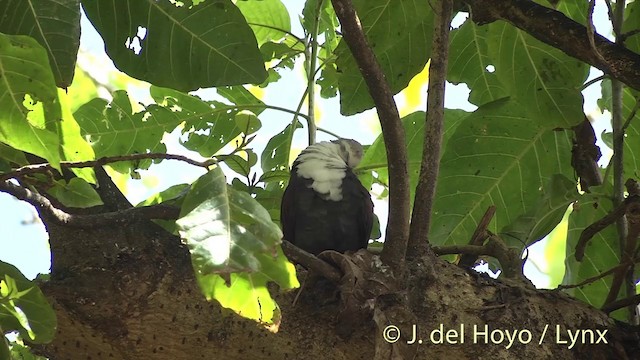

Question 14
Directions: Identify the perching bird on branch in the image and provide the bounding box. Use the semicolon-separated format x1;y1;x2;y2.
280;139;374;255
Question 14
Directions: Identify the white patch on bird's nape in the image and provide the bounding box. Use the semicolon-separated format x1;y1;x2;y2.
295;141;354;201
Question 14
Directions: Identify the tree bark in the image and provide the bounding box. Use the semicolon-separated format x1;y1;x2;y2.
31;203;639;359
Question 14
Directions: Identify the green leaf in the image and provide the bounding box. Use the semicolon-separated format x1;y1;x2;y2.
217;86;266;116
178;168;298;325
429;98;574;249
623;0;640;55
260;122;302;174
0;33;63;170
500;174;578;247
0;0;81;88
562;186;619;308
0;261;56;343
359;110;468;205
74;90;182;174
449;20;508;106
336;0;434;115
197;246;298;326
47;178;103;208
150;86;243;157
224;154;251;177
487;22;588;127
177;167;284;274
81;0;267;91
234;111;262;135
235;0;291;46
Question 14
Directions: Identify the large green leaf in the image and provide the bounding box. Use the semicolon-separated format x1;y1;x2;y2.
74;90;182;174
0;33;63;170
429;98;574;248
177;167;297;325
486;22;588;127
623;0;640;55
0;0;81;88
448;20;508;106
177;167;284;274
260;122;302;174
500;174;578;247
562;186;619;308
0;261;56;344
336;0;434;115
47;178;103;208
359;110;469;202
236;0;291;46
81;0;267;91
197;246;298;326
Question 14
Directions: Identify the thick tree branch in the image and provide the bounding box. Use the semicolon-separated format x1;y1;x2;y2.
0;180;179;227
330;0;410;270
464;0;640;91
407;0;453;258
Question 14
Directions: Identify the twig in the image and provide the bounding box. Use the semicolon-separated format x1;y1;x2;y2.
281;240;341;283
586;0;606;65
330;0;410;271
433;233;522;278
602;293;640;314
305;0;324;145
0;153;216;182
580;74;607;91
407;0;453;258
0;180;179;227
556;256;638;290
458;206;496;268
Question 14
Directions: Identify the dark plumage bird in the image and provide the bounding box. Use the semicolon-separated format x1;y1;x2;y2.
280;139;374;255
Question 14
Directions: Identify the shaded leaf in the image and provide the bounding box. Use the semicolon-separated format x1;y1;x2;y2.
487;22;588;127
47;178;103;208
429;98;574;250
0;261;56;343
82;0;267;91
0;0;81;88
336;0;434;115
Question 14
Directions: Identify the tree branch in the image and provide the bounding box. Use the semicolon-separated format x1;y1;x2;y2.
407;0;453;258
330;0;410;271
0;180;179;227
281;240;342;283
464;0;640;91
0;153;215;182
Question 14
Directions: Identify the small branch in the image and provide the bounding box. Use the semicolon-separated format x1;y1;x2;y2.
586;0;606;65
458;206;496;268
317;127;343;139
580;74;607;91
0;180;179;227
407;0;453;258
574;202;626;261
602;293;640;314
281;240;342;283
331;0;410;271
305;0;324;145
0;153;215;182
556;256;638;291
433;233;523;279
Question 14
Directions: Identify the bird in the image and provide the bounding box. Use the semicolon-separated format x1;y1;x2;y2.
280;139;374;255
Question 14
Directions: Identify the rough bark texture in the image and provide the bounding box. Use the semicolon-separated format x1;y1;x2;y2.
31;207;640;359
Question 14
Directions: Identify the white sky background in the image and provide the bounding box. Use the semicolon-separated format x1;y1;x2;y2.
0;2;614;287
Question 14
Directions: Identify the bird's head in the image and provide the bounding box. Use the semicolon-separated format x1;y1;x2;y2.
332;138;364;169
